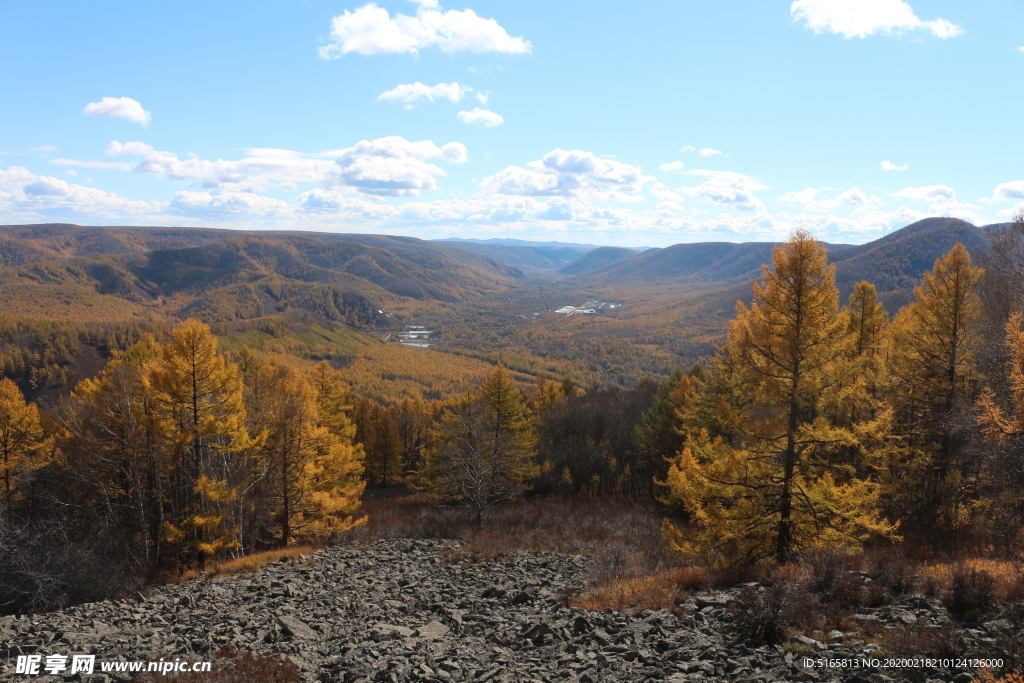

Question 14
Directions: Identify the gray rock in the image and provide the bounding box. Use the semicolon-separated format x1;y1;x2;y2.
415;620;449;639
276;615;317;640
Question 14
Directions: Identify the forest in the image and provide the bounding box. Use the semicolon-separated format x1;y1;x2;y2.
1;218;1024;676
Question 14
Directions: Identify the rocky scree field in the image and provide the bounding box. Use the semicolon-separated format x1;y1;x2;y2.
0;539;1017;683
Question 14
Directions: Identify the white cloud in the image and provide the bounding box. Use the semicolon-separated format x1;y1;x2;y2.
319;2;530;57
779;187;821;205
106;140;155;156
677;170;767;211
894;185;955;202
791;0;962;39
457;108;504;127
328;136;467;196
28;145;58;155
131;147;337;193
168;191;290;217
659;161;684;171
51;158;133;171
698;148;725;157
880;160;908;171
991;180;1024;202
82;97;152;126
64;170;78;177
378;81;472;107
481;149;649;200
779;186;881;212
679;146;696;153
0;165;162;219
475;91;490;105
893;185;982;223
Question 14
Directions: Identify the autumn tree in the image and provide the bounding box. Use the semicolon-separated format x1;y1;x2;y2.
663;230;897;565
0;378;47;516
419;366;536;524
886;244;984;543
147;319;252;565
57;336;166;568
975;313;1024;533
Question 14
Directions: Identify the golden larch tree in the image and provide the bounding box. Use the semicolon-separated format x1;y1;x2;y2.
0;378;47;515
663;230;897;565
147;319;252;565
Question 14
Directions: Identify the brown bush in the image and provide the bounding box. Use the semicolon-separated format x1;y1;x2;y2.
134;647;301;683
728;585;799;645
945;566;997;622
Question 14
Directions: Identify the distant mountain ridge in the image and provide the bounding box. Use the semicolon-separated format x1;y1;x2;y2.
0;224;523;326
567;217;990;310
559;247;637;275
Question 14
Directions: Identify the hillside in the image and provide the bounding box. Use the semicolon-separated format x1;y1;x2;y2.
435;240;590;271
567;218;988;309
827;217;988;309
559;246;637;275
0;224;522;326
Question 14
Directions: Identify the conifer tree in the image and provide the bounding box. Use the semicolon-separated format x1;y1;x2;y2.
147;319;251;564
663;230;897;564
419;366;537;524
0;378;47;516
58;336;165;566
886;244;984;543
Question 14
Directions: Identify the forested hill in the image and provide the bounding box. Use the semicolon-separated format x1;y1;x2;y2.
0;224;523;325
432;240;590;271
566;217;989;307
559;246;637;275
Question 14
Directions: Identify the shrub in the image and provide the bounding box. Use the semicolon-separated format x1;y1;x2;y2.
945;566;996;621
728;585;796;645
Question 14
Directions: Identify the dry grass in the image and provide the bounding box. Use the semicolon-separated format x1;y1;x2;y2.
169;546;318;583
921;558;1024;602
572;570;692;612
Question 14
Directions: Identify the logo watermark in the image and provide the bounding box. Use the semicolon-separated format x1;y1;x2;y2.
13;653;212;676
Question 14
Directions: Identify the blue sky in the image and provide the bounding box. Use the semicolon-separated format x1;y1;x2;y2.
1;0;1022;246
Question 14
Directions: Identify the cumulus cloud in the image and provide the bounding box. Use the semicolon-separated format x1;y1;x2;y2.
456;108;504;126
991;180;1024;202
378;81;472;107
676;170;767;211
894;185;956;202
28;145;58;155
0;165;161;219
659;161;684;171
82;97;152;126
327;136;467;196
475;91;490;105
880;160;908;171
679;146;696;153
318;2;530;57
893;185;982;223
698;148;725;157
106;140;155;156
481;149;648;200
168;191;290;217
791;0;962;39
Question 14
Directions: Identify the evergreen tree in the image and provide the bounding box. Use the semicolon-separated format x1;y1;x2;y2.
663;230;897;564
